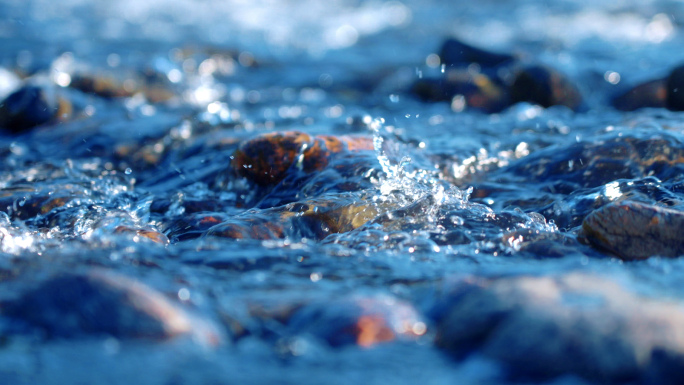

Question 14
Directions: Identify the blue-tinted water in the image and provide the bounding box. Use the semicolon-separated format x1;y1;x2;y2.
2;1;684;384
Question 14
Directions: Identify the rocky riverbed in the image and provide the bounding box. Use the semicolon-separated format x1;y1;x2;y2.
2;1;684;384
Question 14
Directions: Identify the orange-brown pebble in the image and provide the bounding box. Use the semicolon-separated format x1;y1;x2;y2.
287;295;426;348
232;131;374;186
114;226;170;244
232;131;313;186
205;217;285;240
69;74;137;99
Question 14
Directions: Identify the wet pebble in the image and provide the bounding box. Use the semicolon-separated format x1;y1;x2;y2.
502;133;684;188
69;69;175;103
414;39;586;113
231;131;374;187
69;73;137;99
666;64;684;111
411;71;510;113
287;295;426;348
580;200;684;260
205;194;378;241
164;212;233;242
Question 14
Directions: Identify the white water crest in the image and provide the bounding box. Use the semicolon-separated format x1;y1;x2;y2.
368;118;472;222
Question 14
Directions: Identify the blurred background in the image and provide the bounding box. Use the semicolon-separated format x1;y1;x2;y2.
1;0;682;74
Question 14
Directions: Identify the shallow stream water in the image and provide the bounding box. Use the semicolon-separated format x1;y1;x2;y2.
2;1;684;384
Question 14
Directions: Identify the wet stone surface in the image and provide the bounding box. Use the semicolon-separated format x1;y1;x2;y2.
3;0;684;384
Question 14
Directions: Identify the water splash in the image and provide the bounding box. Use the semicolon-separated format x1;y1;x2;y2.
369;118;470;222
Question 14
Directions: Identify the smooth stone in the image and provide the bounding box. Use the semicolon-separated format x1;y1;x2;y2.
435;273;684;383
412;70;510;113
0;86;59;132
287;295;426;348
3;269;221;345
612;78;667;111
666;64;684;111
502;133;684;188
231;131;373;187
510;65;585;112
580;200;684;260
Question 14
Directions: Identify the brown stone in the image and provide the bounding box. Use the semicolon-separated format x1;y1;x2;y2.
231;131;373;186
612;78;667;111
288;295;426;348
580;200;684;260
510;65;585;111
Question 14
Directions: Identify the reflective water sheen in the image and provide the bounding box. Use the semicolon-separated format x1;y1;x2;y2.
2;0;684;384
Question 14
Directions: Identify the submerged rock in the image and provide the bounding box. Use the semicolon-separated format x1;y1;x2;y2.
287;295;427;348
69;73;137;99
412;38;514;112
580;200;684;260
411;70;510;113
205;193;378;241
666;64;684;111
415;39;586;113
164;212;233;242
434;273;684;383
501;132;684;188
231;131;374;187
611;78;667;111
611;63;684;111
510;65;585;111
69;69;175;103
2;269;221;344
0;85;71;132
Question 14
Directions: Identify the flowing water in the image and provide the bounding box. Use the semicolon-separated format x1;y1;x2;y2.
2;1;684;384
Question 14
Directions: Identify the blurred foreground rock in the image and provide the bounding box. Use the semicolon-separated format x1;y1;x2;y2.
2;269;222;345
0;85;71;133
434;273;684;384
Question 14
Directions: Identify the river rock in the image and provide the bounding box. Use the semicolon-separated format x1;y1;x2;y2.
412;70;510;113
205;193;378;241
434;273;684;383
287;295;426;348
231;131;374;187
70;69;175;103
502;132;684;188
0;86;70;133
164;212;233;242
611;78;667;111
2;269;220;344
69;73;137;99
580;200;684;260
510;65;585;111
610;63;684;111
666;64;684;111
